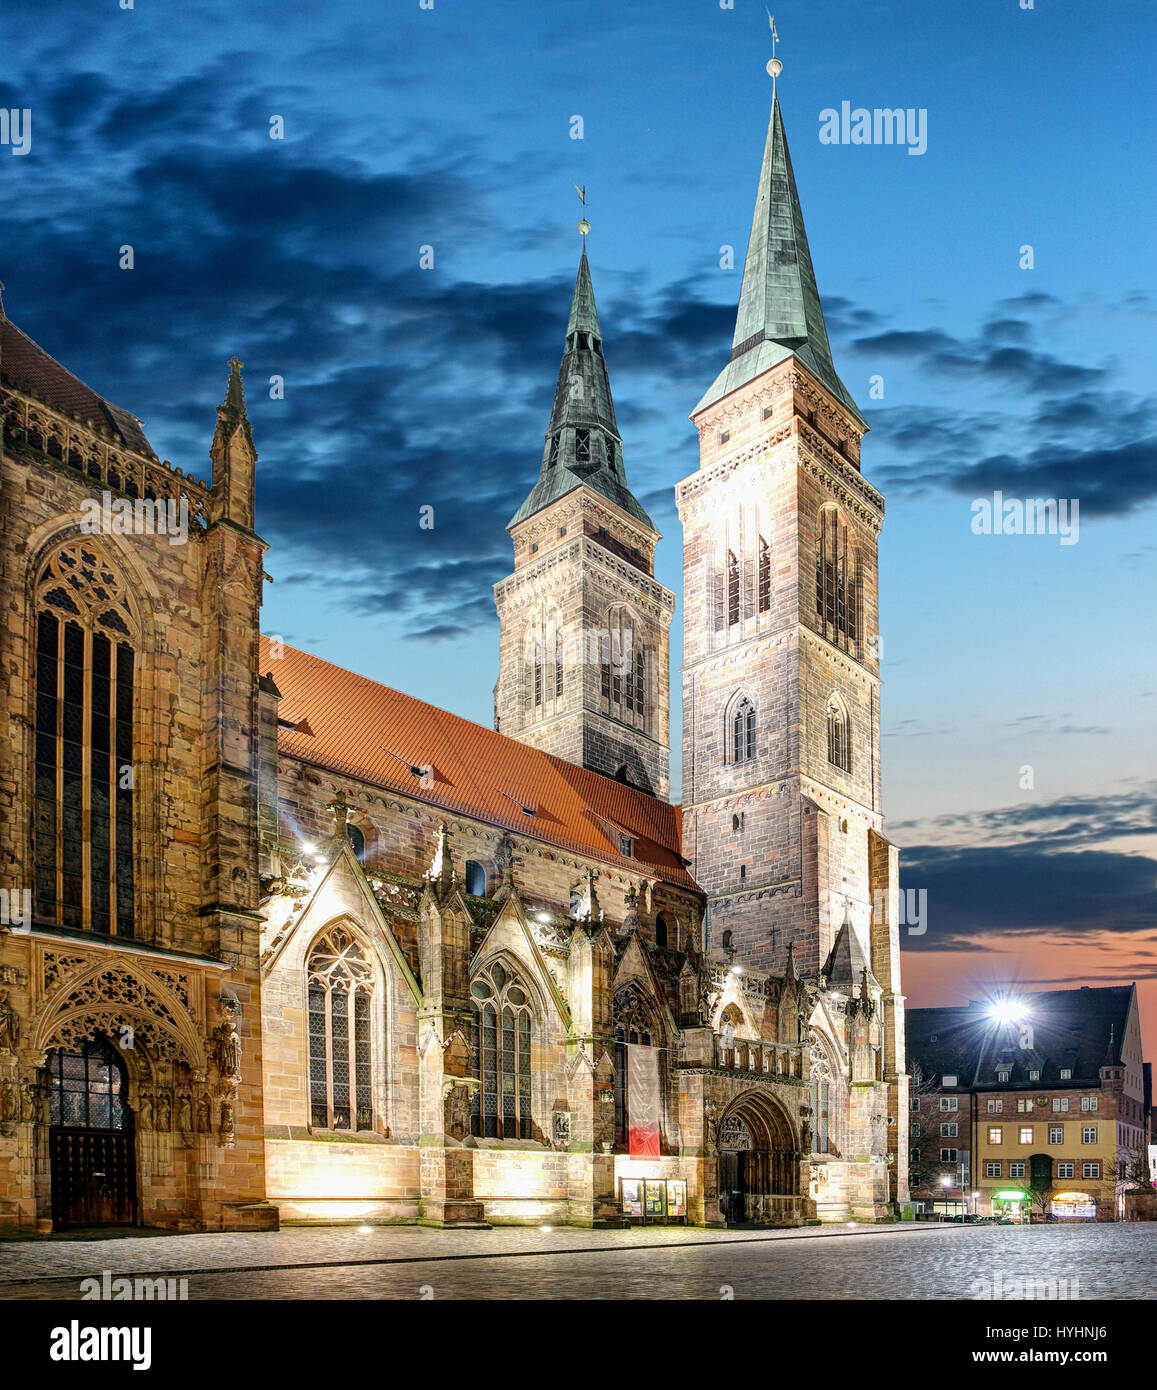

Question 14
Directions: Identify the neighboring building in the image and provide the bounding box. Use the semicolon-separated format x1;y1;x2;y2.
907;987;1147;1221
0;56;907;1232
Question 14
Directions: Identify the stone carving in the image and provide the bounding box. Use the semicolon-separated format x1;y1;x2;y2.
177;1092;193;1133
139;1092;154;1132
41;967;197;1066
552;1110;571;1150
196;1092;211;1135
20;1077;45;1125
212;1018;242;1084
156;1091;171;1133
444;1083;472;1141
703;1100;718;1158
0;994;19;1053
0;1077;20;1136
219;1099;235;1145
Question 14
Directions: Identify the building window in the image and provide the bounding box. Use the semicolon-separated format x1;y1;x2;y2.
940;1148;957;1163
1081;1126;1097;1145
308;927;375;1131
1053;1097;1069;1112
1057;1162;1074;1179
757;537;770;613
826;695;850;772
1081;1096;1098;1112
1082;1161;1100;1179
654;914;670;948
554;628;564;699
939;1097;958;1112
1019;1126;1033;1144
815;506;858;645
985;1161;1001;1178
727;550;740;626
464;860;486;896
732;812;745;833
1009;1162;1025;1178
471;962;533;1140
997;1069;1011;1082
346;823;366;863
910;1147;920;1163
602;610;648;728
1060;1068;1072;1080
732;698;756;764
548;434;560;466
910;1097;921;1112
943;1074;958;1088
1048;1125;1064;1145
1028;1069;1040;1081
940;1122;958;1138
33;544;138;936
988;1127;1003;1145
49;1035;130;1130
618;834;634;859
575;428;590;463
987;1098;1003;1113
1017;1098;1032;1113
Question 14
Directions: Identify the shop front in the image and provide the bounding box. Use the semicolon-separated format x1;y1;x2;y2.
1051;1191;1097;1221
619;1177;687;1226
991;1189;1029;1222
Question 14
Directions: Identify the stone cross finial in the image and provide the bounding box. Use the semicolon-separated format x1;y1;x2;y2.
327;789;350;836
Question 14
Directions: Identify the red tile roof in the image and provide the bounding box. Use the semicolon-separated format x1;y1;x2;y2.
261;636;696;891
2;317;156;458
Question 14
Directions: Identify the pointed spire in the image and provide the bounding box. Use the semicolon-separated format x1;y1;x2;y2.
223;356;247;417
695;73;865;425
509;241;654;531
209;357;257;528
1102;1024;1119;1069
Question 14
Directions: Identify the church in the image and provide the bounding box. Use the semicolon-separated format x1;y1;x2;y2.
0;66;908;1232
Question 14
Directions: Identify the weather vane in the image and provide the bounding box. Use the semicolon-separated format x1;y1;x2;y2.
766;11;782;94
573;182;590;239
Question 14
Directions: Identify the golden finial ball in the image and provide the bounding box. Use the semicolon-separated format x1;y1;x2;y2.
767;58;783;78
578;218;591;236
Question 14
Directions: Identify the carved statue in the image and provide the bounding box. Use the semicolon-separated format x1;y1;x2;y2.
213;1019;242;1084
156;1090;171;1133
0;994;19;1053
703;1100;718;1157
177;1092;193;1133
219;1099;235;1146
445;1084;471;1141
696;974;711;1025
0;1078;19;1134
20;1078;44;1125
139;1091;154;1132
196;1092;211;1134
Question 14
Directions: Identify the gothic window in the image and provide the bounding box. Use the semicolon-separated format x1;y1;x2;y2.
569;890;582;920
614;986;660;1149
533;647;542;706
601;609;648;730
575;429;591;464
307;927;375;1131
33;544;138;936
554;628;564;699
464;860;486;896
470;962;533;1140
731;698;756;764
727;550;740;626
655;913;670;948
346;824;365;863
826;695;850;772
815;507;858;647
758;537;771;613
49;1036;129;1130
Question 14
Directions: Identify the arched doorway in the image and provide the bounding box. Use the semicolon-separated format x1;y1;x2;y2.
48;1035;137;1228
717;1090;799;1225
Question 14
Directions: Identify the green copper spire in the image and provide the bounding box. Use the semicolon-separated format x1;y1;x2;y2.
695;90;865;426
510;244;655;531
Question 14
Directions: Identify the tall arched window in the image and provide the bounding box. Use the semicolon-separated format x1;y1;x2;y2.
554;627;564;699
49;1035;130;1130
470;962;532;1139
307;927;375;1131
758;537;771;613
727;550;740;626
464;859;486;896
601;608;648;728
826;695;850;772
33;543;138;936
815;507;858;646
614;986;660;1150
732;698;756;764
346;823;366;863
655;913;670;948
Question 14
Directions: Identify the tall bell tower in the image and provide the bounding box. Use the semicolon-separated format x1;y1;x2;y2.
677;64;900;1003
494;226;675;798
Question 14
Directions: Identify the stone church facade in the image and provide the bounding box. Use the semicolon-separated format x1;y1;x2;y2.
0;75;907;1232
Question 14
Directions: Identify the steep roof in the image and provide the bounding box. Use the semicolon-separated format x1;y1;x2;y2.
695;93;865;426
261;636;695;890
509;247;655;531
907;986;1136;1089
1;315;157;458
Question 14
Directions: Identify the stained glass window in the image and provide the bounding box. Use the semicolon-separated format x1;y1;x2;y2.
470;964;533;1140
49;1036;129;1131
307;927;375;1131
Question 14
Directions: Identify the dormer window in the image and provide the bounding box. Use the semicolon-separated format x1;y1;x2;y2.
618;834;634;858
575;429;590;463
1060;1068;1072;1080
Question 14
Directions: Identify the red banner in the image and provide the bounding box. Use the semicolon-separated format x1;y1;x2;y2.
627;1044;661;1157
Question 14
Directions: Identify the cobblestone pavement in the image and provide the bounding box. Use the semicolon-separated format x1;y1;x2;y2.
0;1221;1152;1299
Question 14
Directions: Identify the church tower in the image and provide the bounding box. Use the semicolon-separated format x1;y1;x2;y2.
677;70;899;995
495;233;676;798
